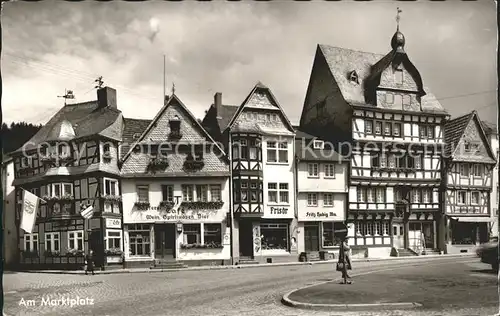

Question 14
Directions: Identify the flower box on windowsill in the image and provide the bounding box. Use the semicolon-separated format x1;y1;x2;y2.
104;248;123;256
101;195;122;203
180;242;223;249
42;195;75;203
147;157;169;173
183;159;205;171
181;201;224;210
134;201;151;210
159;201;175;209
66;249;85;257
44;251;62;257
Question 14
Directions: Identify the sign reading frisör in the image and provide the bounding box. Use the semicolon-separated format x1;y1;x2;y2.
298;209;345;222
123;207;227;224
106;218;122;228
262;205;294;219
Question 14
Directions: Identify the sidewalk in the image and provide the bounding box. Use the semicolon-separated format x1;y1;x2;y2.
12;252;476;275
282;254;493;312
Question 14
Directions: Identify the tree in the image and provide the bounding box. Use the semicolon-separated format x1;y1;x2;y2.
2;122;42;155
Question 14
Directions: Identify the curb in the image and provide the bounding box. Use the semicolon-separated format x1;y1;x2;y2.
13;253;476;275
281;256;477;311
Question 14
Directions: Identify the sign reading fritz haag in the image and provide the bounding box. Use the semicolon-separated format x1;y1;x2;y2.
124;207;226;224
298;209;344;222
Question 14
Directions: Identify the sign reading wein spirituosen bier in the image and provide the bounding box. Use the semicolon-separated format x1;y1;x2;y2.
123;205;227;224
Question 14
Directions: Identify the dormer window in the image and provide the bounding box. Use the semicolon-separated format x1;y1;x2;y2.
169;115;182;139
348;70;359;84
394;66;403;85
313;140;324;150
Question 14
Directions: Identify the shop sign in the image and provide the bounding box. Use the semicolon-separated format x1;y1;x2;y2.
106;218;122;229
298;209;344;222
263;205;294;219
123;207;226;224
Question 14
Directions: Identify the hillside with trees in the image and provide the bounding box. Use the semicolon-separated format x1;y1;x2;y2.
2;122;43;155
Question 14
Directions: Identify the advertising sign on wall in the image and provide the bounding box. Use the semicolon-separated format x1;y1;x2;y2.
297;209;345;222
262;205;294;219
123;207;227;224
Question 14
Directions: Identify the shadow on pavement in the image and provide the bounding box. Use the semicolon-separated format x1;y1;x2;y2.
470;268;497;275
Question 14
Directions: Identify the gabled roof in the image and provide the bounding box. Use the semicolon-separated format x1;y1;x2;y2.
14;101;123;154
311;44;446;113
121;94;226;163
121;118;152;159
481;120;498;136
294;128;347;162
226;82;295;133
444;110;496;162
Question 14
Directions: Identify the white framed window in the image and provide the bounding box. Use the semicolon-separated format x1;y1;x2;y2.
24;233;38;252
376;188;386;203
308;163;319;177
182;185;194;202
279;183;289;203
375;122;382;135
204;224;222;245
365;120;373;134
382;222;390;235
457;191;467;205
460;164;469;177
49;182;73;198
356;223;362;236
45;232;60;253
394;94;403;107
129;224;151;256
395;67;403;84
68;230;84;251
386;93;394;104
323;193;334;207
210;184;222;201
412;190;421;203
367;188;375;203
365;223;373;235
161;185;174;202
374;222;381;235
422;189;432;203
414;156;422;169
313;140;324;149
104;178;118;196
278;142;288;163
324;164;335;178
380;155;387;168
136;185;149;203
266;141;277;162
471;191;480;205
394;189;403;202
183;224;201;244
307;193;318;206
357;188;366;203
268;183;278;203
393;123;401;137
106;230;122;250
384;122;391;136
196;185;208;202
473;164;483;177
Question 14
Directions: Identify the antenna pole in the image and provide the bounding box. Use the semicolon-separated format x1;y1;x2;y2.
163;55;166;102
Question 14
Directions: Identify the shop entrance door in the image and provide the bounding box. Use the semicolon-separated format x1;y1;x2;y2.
239;221;254;258
304;224;319;252
154;224;176;260
392;222;404;248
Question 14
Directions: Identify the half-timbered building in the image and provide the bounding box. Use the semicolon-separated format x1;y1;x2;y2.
294;130;349;260
202;83;297;264
11;87;124;269
120;94;231;268
299;26;449;257
442;111;497;253
2;156;17;268
482;121;499;238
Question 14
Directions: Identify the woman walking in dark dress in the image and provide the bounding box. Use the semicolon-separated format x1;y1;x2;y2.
337;237;352;284
85;250;95;275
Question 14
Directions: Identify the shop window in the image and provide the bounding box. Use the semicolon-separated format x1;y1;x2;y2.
136;185;149;203
182;185;194;202
204;224;222;245
307;193;318;207
308;163;318;177
260;223;288;251
210;184;221;201
45;232;60;253
129;224;151;256
183;224;201;244
324;164;335;178
24;233;38;253
161;185;174;202
68;230;84;251
322;222;343;247
106;230;122;250
323;193;334;207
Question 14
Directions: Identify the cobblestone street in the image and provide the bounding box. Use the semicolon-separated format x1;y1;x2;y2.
4;256;498;316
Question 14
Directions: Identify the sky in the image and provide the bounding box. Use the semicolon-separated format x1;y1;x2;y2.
2;1;497;126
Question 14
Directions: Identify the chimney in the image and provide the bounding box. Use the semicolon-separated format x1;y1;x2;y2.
97;86;117;109
214;92;222;118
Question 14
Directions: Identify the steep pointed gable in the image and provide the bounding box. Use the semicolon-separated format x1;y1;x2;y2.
445;111;496;163
121;94;228;176
227;82;295;133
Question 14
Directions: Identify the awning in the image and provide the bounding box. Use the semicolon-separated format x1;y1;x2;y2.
449;216;496;223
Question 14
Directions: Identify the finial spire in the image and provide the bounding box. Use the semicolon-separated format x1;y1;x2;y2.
172;82;176;95
396;7;402;31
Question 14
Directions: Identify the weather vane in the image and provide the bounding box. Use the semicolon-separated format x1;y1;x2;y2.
94;76;104;89
396;7;402;31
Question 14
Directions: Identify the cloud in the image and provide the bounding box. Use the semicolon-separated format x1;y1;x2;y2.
1;1;497;125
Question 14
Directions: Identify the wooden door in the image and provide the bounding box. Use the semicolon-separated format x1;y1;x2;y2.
304;225;319;252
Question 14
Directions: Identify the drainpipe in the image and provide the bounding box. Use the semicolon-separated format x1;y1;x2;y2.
228;130;235;265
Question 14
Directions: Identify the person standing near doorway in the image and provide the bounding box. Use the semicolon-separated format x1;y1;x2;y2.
85;250;95;275
337;237;352;284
